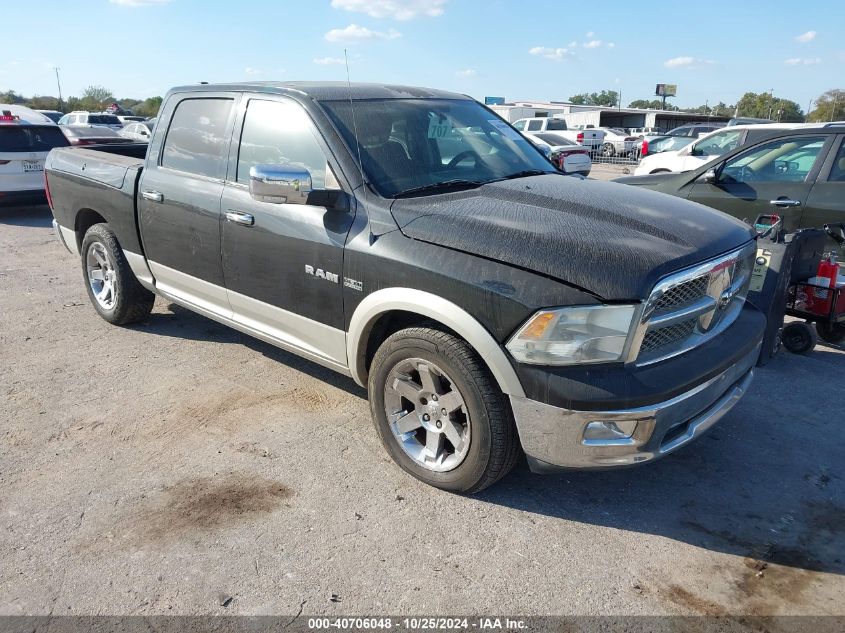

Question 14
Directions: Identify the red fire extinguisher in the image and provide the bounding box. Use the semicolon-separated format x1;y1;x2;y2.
812;253;839;315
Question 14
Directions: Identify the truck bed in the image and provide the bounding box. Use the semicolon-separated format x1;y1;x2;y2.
45;145;148;255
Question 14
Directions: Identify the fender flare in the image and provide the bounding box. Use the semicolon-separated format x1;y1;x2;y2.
346;287;526;398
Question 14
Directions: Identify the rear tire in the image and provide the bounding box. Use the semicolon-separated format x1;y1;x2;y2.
816;322;845;345
368;326;520;494
81;223;154;325
601;142;615;157
781;321;817;355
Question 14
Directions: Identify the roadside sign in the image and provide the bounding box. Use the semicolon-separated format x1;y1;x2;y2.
484;97;505;105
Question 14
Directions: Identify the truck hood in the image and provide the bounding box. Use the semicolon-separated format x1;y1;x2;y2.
389;174;754;300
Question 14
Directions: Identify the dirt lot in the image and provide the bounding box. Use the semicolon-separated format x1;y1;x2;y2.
1;205;843;618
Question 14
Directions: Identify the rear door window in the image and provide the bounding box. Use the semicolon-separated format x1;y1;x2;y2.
0;126;70;152
827;140;845;182
161;98;234;179
526;120;543;131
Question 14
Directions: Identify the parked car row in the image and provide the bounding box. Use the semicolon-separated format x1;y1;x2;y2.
0;104;156;206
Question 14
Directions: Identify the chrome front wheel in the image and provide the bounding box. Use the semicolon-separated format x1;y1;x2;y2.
383;357;471;473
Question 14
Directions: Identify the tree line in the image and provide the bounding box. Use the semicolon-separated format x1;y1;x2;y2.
0;85;163;118
568;89;844;123
3;84;843;124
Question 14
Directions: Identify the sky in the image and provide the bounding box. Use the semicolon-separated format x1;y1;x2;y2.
1;0;843;112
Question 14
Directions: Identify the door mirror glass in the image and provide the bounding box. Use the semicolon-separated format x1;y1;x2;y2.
249;164;312;204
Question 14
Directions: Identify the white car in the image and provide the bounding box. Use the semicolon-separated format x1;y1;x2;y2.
513;118;606;151
57;111;124;131
0;105;70;207
596;127;638;157
524;132;592;176
634;123;808;175
119;121;154;142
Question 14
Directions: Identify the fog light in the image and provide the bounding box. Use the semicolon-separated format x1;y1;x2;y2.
584;420;638;441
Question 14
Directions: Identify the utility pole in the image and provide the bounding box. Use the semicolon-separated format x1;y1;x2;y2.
832;94;839;123
53;67;63;111
767;89;774;120
806;98;813;122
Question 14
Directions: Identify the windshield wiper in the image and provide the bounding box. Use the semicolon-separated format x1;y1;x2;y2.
392;179;485;198
492;169;552;182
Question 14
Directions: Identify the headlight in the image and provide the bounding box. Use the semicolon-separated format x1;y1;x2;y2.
506;305;637;365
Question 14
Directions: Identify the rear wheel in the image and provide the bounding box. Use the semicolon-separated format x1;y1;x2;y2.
781;321;817;355
81;223;154;325
601;142;616;157
368;326;520;493
816;322;845;345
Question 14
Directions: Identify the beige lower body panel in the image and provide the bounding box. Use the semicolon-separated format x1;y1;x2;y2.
147;261;349;375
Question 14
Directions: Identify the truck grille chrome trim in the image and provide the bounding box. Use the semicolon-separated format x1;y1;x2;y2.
628;242;756;365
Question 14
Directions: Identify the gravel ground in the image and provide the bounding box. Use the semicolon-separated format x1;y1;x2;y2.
1;205;843;618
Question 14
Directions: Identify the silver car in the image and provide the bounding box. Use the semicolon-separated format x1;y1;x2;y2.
119;120;155;142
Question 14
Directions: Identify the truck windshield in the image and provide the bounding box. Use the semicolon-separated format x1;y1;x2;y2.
320;99;554;197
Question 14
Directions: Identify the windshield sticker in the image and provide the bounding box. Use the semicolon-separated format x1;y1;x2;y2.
428;115;455;139
487;119;522;141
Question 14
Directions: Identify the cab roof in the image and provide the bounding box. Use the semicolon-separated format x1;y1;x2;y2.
167;81;470;101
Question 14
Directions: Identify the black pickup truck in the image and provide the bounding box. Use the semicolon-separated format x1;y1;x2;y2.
46;82;764;492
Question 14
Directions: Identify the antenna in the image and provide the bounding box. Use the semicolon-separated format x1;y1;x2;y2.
344;49;366;190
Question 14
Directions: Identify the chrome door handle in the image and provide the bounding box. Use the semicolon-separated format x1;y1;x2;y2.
225;211;255;226
769;199;801;207
141;190;164;203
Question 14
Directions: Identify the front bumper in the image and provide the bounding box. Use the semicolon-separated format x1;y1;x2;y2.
510;336;760;471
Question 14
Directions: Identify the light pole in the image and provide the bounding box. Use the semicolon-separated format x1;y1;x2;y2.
53;67;63;111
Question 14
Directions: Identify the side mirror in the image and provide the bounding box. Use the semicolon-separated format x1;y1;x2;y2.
700;169;718;184
140;130;149;137
249;164;312;204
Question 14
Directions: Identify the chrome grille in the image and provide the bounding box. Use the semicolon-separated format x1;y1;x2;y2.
641;319;697;353
653;276;710;312
631;243;756;365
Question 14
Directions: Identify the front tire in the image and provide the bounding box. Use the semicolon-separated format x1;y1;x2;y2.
368;326;520;493
601;142;616;157
81;223;154;325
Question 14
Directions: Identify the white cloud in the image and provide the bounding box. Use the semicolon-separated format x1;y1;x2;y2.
529;46;574;62
583;40;602;49
330;0;446;20
455;69;477;78
325;23;401;42
244;67;261;76
585;31;594;37
664;56;713;69
795;30;817;43
314;57;347;65
785;57;821;65
567;40;578;48
608;42;616;48
109;0;171;6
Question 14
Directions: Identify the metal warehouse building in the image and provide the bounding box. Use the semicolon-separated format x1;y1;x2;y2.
488;101;729;132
